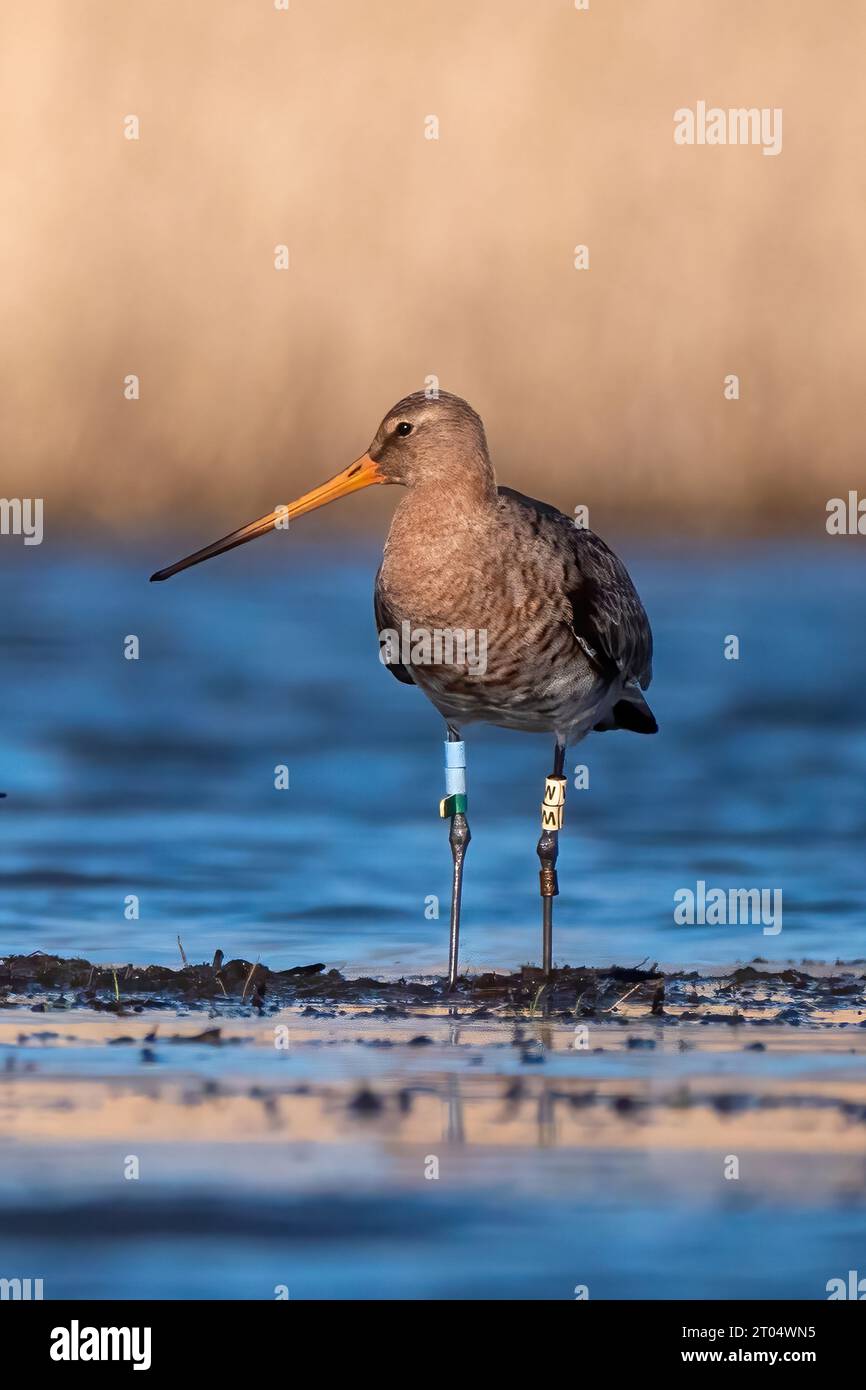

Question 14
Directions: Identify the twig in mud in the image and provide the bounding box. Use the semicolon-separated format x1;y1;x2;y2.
241;958;261;1002
529;983;546;1016
573;987;593;1017
112;970;120;1003
604;980;645;1014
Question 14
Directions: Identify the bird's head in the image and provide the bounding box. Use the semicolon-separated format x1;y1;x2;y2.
368;391;489;488
150;390;491;582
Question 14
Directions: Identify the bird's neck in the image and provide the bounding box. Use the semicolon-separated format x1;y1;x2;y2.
380;470;499;626
408;447;498;509
390;466;498;542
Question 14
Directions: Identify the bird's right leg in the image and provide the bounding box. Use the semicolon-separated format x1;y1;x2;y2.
440;726;470;990
537;738;567;977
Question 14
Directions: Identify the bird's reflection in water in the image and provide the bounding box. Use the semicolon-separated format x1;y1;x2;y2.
445;1073;465;1145
435;1072;560;1150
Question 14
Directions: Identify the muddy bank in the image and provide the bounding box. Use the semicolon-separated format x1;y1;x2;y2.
1;951;864;1027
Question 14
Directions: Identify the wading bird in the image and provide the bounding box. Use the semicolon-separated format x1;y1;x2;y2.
151;392;656;986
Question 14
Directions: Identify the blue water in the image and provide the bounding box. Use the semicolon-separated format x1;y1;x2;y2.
2;539;864;971
4;1199;863;1300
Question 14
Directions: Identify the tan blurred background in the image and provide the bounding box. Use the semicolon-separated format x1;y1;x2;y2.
1;0;864;537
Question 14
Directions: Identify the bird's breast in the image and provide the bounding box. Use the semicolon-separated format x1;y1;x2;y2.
376;502;594;719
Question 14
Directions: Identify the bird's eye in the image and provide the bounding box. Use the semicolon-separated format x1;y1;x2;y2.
396;422;413;437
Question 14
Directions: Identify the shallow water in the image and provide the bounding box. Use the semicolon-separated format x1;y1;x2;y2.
2;538;864;972
1;1003;865;1299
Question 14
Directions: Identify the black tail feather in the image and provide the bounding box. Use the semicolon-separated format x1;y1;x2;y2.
594;696;658;735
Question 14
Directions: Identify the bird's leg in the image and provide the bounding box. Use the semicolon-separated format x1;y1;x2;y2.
440;727;470;991
537;739;567;977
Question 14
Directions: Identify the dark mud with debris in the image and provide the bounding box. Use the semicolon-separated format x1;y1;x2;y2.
2;951;865;1027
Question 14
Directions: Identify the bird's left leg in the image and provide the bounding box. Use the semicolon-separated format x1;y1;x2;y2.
537;737;567;977
440;725;470;991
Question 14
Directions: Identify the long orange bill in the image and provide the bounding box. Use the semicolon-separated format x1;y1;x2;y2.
149;454;383;581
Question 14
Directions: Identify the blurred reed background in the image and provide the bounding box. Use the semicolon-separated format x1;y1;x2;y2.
1;0;863;537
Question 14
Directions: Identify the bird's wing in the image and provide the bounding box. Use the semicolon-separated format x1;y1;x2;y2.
373;570;416;686
497;487;654;690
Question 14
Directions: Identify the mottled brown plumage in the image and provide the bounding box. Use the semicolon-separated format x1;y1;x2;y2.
371;391;656;740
